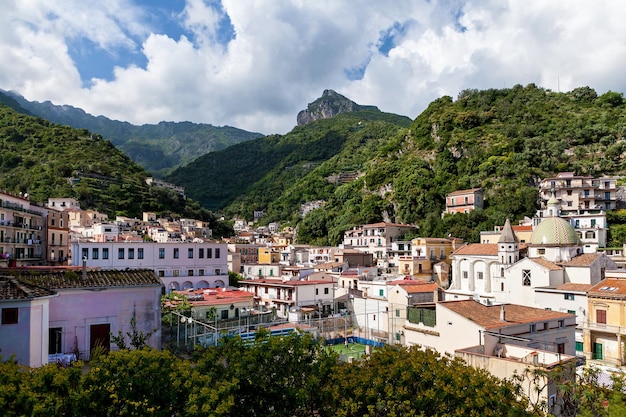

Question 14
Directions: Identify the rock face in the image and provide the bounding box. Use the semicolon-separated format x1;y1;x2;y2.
296;89;379;126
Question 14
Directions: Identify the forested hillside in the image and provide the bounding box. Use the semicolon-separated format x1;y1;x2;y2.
1;91;263;176
171;85;626;245
0;103;229;234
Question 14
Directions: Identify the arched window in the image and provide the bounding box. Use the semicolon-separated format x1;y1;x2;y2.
500;267;504;277
500;282;504;292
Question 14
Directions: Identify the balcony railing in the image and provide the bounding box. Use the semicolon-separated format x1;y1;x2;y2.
584;321;626;335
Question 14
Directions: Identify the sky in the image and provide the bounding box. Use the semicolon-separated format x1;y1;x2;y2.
2;0;626;135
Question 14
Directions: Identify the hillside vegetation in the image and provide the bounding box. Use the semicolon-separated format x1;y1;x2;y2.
171;85;626;245
1;91;263;176
0;103;230;234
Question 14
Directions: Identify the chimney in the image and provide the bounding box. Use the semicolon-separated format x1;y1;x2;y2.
82;258;87;281
500;304;506;322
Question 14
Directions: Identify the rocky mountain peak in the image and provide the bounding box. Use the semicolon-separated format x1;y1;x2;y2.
296;89;379;126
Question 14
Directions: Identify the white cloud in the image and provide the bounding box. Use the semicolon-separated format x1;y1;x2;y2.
1;0;626;135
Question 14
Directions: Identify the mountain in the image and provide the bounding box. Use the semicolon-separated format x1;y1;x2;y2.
169;85;626;245
296;89;379;126
166;93;412;213
0;102;230;234
1;90;263;176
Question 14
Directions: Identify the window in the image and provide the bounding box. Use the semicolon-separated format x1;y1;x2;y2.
199;248;204;258
128;248;134;260
324;287;329;295
462;271;468;279
103;248;109;260
199;269;204;276
158;270;164;277
188;248;193;259
379;289;384;296
82;248;88;260
557;343;565;354
558;319;565;328
315;289;319;295
49;327;62;354
138;248;144;259
568;310;576;315
477;272;483;280
215;248;220;258
538;248;545;255
118;248;124;259
500;282;504;292
596;310;607;324
173;270;179;277
575;341;584;353
529;324;536;333
188;270;194;276
564;293;575;300
2;308;18;324
207;248;213;258
265;287;268;294
585;231;595;239
92;248;99;260
173;248;179;259
396;309;401;317
221;310;229;320
522;270;531;286
159;248;165;259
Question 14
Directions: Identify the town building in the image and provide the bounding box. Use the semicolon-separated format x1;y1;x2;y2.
539;172;619;212
341;222;418;268
70;241;229;292
444;188;484;215
0;192;46;267
0;269;161;366
584;271;626;365
239;278;336;318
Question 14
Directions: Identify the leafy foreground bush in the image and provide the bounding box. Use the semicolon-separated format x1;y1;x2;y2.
0;333;542;417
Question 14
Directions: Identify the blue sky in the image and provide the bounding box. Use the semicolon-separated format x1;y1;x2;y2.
2;0;626;135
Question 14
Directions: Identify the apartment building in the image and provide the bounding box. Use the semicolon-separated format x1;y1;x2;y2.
0;193;46;267
70;241;228;292
539;172;619;212
444;188;484;215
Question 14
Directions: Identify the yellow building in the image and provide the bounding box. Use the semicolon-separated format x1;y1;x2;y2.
584;271;626;365
397;238;461;285
258;247;280;264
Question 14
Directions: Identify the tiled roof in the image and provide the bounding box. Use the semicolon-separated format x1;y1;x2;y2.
0;276;56;300
588;278;626;296
447;188;482;196
452;244;498;256
4;269;161;289
555;283;594;292
562;253;602;267
398;283;440;293
529;257;562;271
441;300;572;330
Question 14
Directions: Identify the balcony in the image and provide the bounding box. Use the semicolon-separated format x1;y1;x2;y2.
584;321;626;335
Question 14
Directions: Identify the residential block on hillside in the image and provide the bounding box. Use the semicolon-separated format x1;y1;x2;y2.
539;172;620;212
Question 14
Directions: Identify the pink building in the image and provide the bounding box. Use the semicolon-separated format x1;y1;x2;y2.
445;188;484;215
0;268;162;366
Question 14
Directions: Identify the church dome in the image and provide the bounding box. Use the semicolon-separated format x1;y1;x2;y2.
530;217;581;246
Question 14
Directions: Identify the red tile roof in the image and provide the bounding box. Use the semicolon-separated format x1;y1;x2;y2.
562;253;602;267
441;300;572;330
555;283;594;292
529;257;562;271
452;244;498;256
588;278;626;296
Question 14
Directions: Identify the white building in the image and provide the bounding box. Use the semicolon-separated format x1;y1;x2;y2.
71;241;229;292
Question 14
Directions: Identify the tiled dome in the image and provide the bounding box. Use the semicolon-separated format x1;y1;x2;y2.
530;217;581;246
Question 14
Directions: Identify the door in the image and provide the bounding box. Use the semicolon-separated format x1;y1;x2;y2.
90;323;111;356
593;342;603;360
